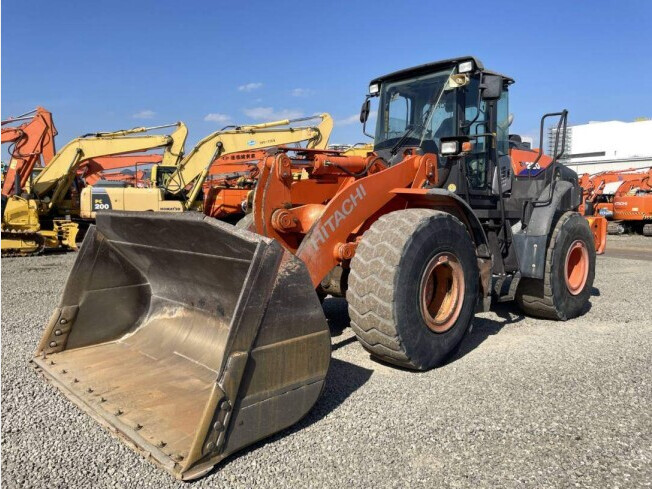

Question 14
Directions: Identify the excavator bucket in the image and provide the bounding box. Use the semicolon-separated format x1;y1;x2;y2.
32;212;331;480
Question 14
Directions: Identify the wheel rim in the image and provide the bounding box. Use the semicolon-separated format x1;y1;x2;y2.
564;240;589;295
419;252;465;333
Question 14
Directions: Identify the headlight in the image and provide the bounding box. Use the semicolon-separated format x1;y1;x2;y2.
458;61;474;73
369;83;380;95
440;141;459;155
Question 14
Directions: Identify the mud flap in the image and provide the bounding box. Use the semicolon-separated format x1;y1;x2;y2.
33;211;331;480
585;215;607;254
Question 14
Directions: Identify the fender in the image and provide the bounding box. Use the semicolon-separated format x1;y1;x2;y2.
512;180;576;279
390;188;491;257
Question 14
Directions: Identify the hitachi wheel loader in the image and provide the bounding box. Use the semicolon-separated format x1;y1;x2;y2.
33;56;606;479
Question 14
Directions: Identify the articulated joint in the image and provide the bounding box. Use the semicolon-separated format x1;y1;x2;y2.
334;241;356;261
271;209;298;232
275;154;293;182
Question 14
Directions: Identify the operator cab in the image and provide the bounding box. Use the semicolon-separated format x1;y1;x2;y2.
362;57;519;210
362;57;577;217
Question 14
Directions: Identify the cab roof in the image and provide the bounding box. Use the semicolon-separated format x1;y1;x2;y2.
369;56;515;86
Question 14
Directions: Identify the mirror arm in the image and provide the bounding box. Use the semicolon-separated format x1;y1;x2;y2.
361;95;374;139
460;72;484;132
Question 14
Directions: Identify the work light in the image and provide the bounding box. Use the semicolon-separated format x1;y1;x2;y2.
440;141;460;155
458;61;474;73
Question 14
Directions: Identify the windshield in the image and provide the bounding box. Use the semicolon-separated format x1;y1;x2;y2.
374;68;456;153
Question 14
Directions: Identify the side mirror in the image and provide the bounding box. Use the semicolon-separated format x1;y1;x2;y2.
481;74;503;101
360;98;371;123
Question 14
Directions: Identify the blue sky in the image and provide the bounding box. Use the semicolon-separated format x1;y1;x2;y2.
2;0;651;149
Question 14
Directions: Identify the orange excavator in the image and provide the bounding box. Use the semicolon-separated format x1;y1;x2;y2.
203;150;268;218
580;167;651;235
611;167;652;236
80;154;163;186
2;107;57;198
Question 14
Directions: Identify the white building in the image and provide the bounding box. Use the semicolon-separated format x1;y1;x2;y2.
548;119;652;175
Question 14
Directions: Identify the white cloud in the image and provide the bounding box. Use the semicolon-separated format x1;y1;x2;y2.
291;88;314;97
204;113;231;123
132;109;156;119
238;82;263;92
243;107;304;121
337;111;376;126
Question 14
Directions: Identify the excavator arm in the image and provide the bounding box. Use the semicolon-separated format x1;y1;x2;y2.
164;114;333;209
32;122;187;210
80;155;164;186
1;107;57;197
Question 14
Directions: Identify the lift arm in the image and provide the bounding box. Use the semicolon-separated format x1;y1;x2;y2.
164;113;333;210
32;122;187;211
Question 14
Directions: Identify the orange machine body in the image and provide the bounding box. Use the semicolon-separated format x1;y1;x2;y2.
579;168;648;218
203;150;267;218
612;168;652;222
251;146;604;290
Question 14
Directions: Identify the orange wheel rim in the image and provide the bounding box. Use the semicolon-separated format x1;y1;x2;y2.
565;240;589;295
420;252;465;333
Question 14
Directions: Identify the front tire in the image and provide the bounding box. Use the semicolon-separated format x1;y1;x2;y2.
347;209;479;370
516;212;596;320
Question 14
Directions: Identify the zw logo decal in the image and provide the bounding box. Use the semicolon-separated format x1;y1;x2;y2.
518;161;544;176
521;161;541;170
311;184;367;251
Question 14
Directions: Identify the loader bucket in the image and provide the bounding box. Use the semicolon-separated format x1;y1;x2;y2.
32;212;331;480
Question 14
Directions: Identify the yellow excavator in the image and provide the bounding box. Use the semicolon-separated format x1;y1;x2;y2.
79;114;333;218
1;122;187;256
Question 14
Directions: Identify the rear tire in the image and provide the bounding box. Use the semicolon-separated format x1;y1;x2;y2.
347;209;479;370
516;212;596;320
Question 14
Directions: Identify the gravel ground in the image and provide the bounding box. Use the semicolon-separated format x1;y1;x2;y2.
2;236;651;488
